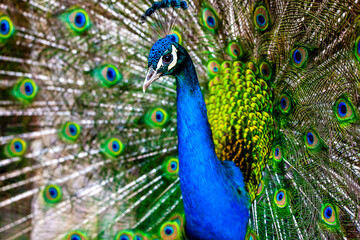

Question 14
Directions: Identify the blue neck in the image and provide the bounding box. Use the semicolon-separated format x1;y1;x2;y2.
175;56;249;239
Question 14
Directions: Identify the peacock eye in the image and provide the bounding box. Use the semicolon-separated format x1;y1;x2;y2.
291;47;308;68
0;15;15;41
273;145;282;162
60;122;81;142
12;78;38;103
62;8;91;34
274;189;287;208
254;6;270;31
116;231;134;240
334;97;355;123
101;137;124;158
305;130;319;149
44;184;62;204
145;107;169;127
163;53;173;64
160;221;181;239
226;42;243;59
163;157;179;178
66;231;88;240
321;204;338;226
5;138;27;157
260;61;272;80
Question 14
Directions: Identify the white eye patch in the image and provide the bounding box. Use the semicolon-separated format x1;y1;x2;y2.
167;45;178;70
156;56;163;71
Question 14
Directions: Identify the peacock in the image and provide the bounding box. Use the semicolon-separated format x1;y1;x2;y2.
1;0;360;239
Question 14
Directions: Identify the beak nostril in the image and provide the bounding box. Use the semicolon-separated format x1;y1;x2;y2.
149;71;154;80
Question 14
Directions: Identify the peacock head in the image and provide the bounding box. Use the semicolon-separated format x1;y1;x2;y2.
143;35;188;92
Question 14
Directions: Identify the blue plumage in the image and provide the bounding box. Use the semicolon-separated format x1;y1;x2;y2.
145;37;249;239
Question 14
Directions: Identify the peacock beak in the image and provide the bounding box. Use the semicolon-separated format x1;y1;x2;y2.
143;67;162;93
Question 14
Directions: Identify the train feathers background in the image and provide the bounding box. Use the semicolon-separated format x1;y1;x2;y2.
1;0;360;239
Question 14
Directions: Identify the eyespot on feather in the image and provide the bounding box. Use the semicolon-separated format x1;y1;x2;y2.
5;138;27;157
207;60;221;76
274;189;287;208
44;184;62;204
145;107;169;127
0;15;15;42
254;6;270;31
291;47;308;68
65;231;88;240
334;97;356;123
61;7;91;34
305;130;319;149
116;230;134;240
101;137;124;158
321;203;338;226
60;122;81;142
163;157;179;178
93;64;122;88
278;94;291;114
160;221;182;240
202;7;219;33
259;62;272;80
226;42;243;59
273;145;282;162
12;78;38;103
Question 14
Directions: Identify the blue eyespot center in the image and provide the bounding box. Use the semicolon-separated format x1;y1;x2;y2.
24;82;33;95
207;16;215;27
275;147;279;157
120;235;129;240
71;234;81;240
69;125;77;136
280;98;286;109
49;187;58;198
112;141;119;151
307;132;314;145
156;111;164;121
14;141;22;152
338;102;347;117
170;161;177;170
249;236;253;240
262;68;268;76
213;67;218;72
324;206;333;219
135;236;142;240
75;12;86;28
0;20;10;35
293;50;302;64
256;14;266;26
357;41;360;55
276;191;284;201
164;226;174;235
233;49;239;55
107;67;116;81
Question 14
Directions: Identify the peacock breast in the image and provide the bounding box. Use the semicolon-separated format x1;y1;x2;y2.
205;60;274;201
